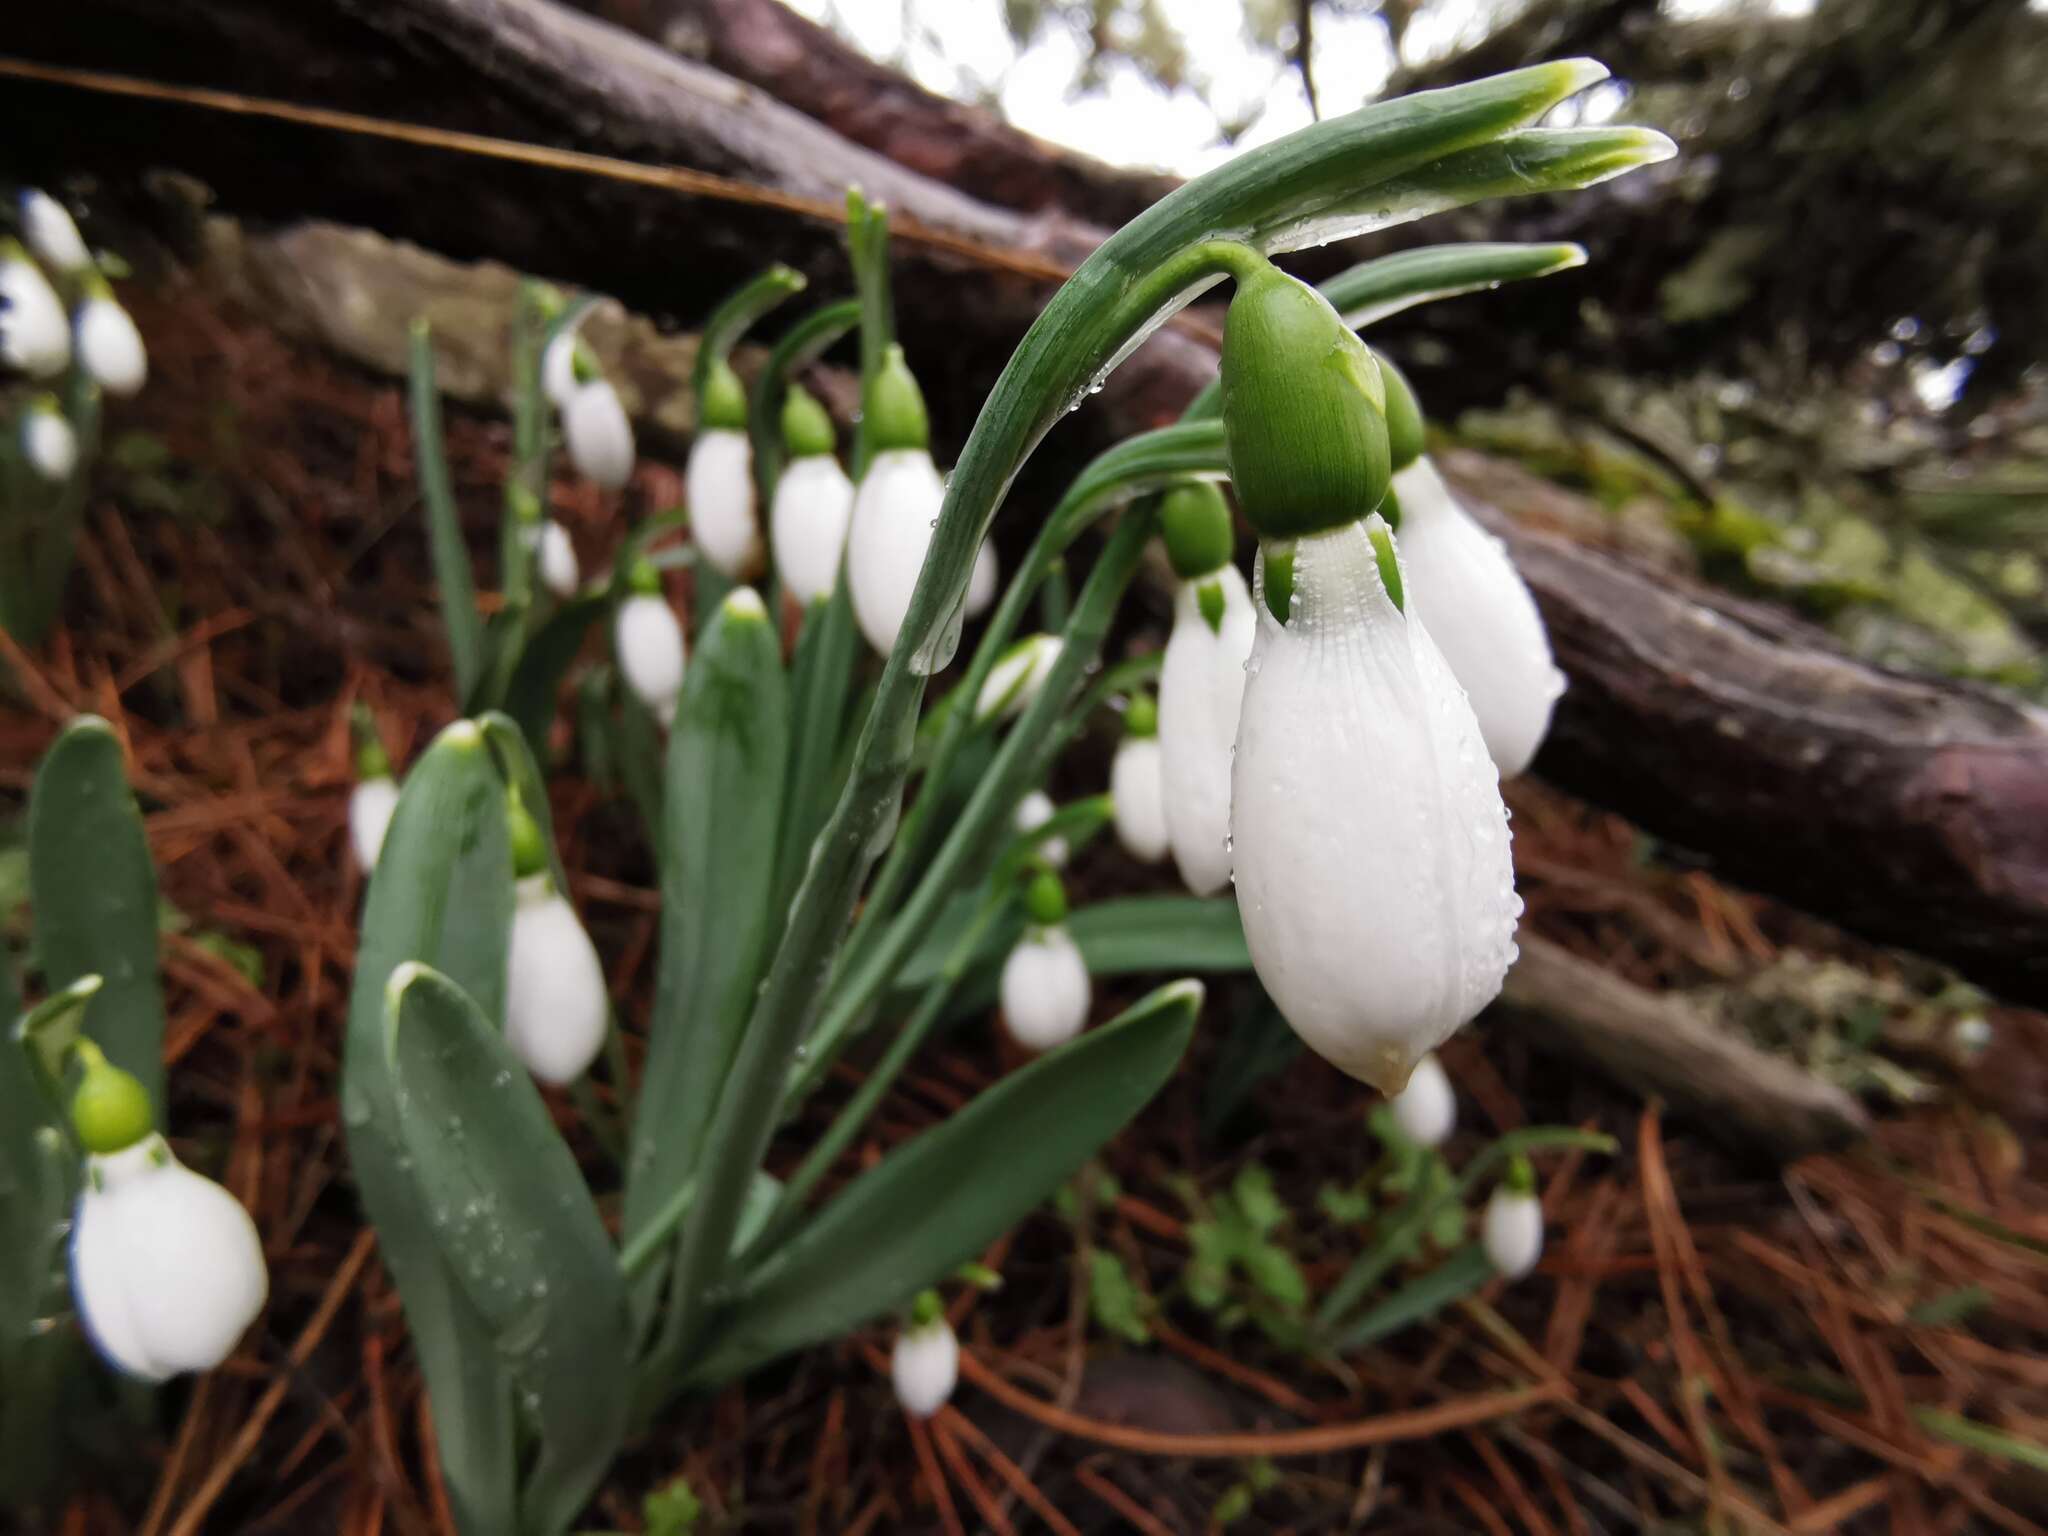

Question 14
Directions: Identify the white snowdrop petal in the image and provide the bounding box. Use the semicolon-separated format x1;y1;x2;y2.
76;296;147;396
616;592;686;725
1159;565;1256;896
1392;458;1564;778
687;428;762;578
975;635;1062;722
21;190;91;273
505;875;610;1085
1000;925;1091;1053
566;378;635;489
1013;788;1068;868
891;1319;959;1418
1231;519;1520;1093
1389;1053;1457;1149
541;330;579;409
349;776;400;873
847;448;945;657
538;520;581;598
1;257;71;377
965;537;999;617
1111;736;1169;863
1482;1186;1546;1280
23;407;77;481
770;452;855;605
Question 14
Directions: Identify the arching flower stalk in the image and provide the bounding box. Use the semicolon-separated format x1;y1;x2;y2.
847;344;946;657
1154;480;1255;895
348;710;400;873
616;558;687;726
503;791;609;1085
768;384;853;605
999;868;1091;1053
1388;1052;1456;1148
19;188;91;275
73;274;146;396
21;393;77;481
1;239;70;377
890;1289;958;1418
1482;1154;1544;1279
1111;691;1168;863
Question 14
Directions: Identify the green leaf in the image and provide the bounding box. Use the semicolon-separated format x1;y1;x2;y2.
478;712;571;895
29;717;164;1118
341;719;517;1536
1231;1166;1287;1238
623;590;789;1334
503;595;605;760
384;964;628;1536
408;322;485;704
642;1476;704;1536
1069;896;1251;975
13;973;103;1115
773;582;858;936
1328;1242;1493;1351
1088;1250;1152;1344
691;980;1201;1384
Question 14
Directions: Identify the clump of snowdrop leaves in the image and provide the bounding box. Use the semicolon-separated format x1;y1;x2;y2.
1111;691;1168;863
975;632;1063;724
1482;1154;1545;1279
348;714;400;873
1220;263;1520;1094
616;557;687;727
0;237;70;377
769;384;853;606
502;791;609;1085
68;1044;267;1381
891;1290;958;1418
1154;480;1255;896
1000;868;1091;1053
73;274;146;397
20;393;77;481
847;344;945;657
687;358;764;579
1387;1052;1457;1149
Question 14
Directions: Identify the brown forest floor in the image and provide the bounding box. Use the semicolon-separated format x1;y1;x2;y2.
6;275;2048;1535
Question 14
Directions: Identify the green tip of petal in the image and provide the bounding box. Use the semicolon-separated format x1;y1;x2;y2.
910;1288;944;1328
1368;520;1405;614
1261;541;1296;626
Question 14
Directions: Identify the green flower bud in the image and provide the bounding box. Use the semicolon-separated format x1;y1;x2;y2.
506;789;550;879
1159;481;1234;580
1023;866;1068;926
700;358;748;431
781;383;837;459
1377;354;1426;473
627;556;662;596
1220;265;1389;540
1124;691;1158;738
866;344;930;454
71;1041;153;1155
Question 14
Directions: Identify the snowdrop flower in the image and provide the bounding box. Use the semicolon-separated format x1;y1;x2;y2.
974;633;1062;723
1388;1052;1456;1149
503;796;608;1085
536;519;580;598
20;189;91;274
847;345;945;657
348;716;398;872
21;395;77;481
1;240;69;377
769;384;852;605
1111;692;1168;863
616;559;686;726
965;537;999;618
1013;788;1068;868
687;359;762;578
1000;870;1090;1053
68;1047;266;1381
891;1291;958;1418
1220;265;1518;1093
565;376;634;489
74;277;146;396
541;324;598;411
1155;482;1254;896
1482;1158;1544;1280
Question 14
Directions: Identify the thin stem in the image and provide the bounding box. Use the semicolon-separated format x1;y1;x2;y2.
749;298;860;504
692;265;807;411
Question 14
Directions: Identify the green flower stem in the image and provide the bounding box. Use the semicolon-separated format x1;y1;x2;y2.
749;298;860;503
845;190;894;473
408;321;485;706
692;265;807;418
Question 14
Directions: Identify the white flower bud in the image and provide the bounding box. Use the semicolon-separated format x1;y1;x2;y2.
22;400;77;481
505;874;609;1086
1013;789;1067;868
847;447;945;657
687;427;761;578
1000;924;1091;1052
537;519;580;599
1391;458;1564;778
0;251;70;377
1388;1052;1456;1148
1111;736;1168;863
76;294;147;396
541;329;580;410
349;774;400;872
975;634;1062;723
20;190;91;274
966;537;999;618
770;452;854;606
1482;1184;1545;1280
1231;517;1519;1092
891;1316;959;1418
70;1137;268;1381
1159;564;1256;896
616;591;686;726
565;377;634;489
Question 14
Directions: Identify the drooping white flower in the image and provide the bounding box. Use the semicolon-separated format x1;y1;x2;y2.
75;292;146;396
1388;1052;1456;1149
616;588;686;727
349;775;400;872
536;519;580;598
71;1137;268;1381
1482;1182;1545;1280
1013;789;1068;868
541;329;581;410
1231;516;1519;1093
891;1313;959;1418
687;427;761;578
846;447;945;657
20;190;91;274
1000;924;1090;1052
1111;731;1168;864
770;452;854;606
965;537;999;618
0;248;70;377
975;633;1062;723
565;377;634;489
504;873;609;1086
1159;563;1256;896
1390;457;1564;779
21;398;77;481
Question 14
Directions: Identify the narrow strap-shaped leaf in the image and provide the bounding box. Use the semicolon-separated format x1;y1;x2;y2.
692;980;1201;1385
692;265;807;411
1327;1242;1494;1352
29;716;164;1117
409;321;485;703
384;964;628;1536
341;719;517;1536
749;298;859;504
623;590;788;1335
502;593;605;759
772;581;858;934
1067;896;1251;974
